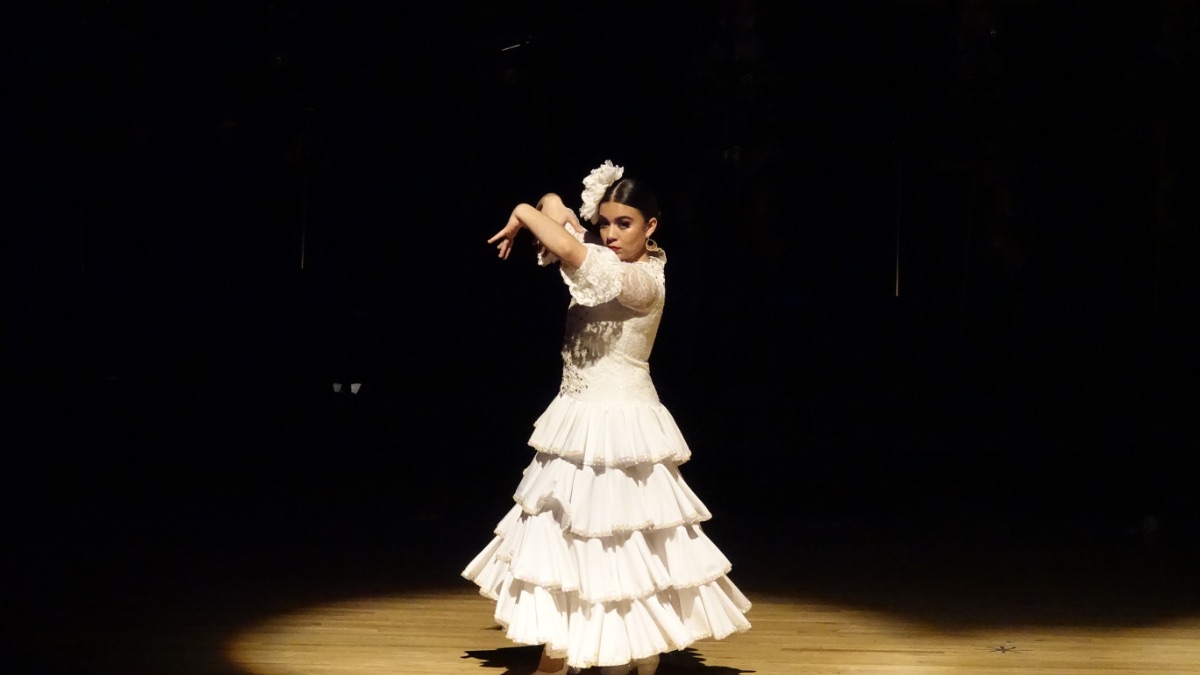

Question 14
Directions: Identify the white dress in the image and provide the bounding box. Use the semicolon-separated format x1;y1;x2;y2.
462;235;752;670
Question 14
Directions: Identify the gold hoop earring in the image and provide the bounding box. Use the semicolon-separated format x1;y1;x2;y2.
645;238;660;252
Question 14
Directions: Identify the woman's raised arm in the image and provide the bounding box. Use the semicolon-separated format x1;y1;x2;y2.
488;203;588;268
536;193;584;234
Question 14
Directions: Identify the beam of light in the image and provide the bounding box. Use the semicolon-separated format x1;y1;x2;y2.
226;589;1200;674
228;589;512;675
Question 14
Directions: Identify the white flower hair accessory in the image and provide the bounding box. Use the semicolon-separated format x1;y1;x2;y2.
579;159;624;224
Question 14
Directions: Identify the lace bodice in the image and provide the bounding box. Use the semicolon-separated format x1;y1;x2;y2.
540;227;667;404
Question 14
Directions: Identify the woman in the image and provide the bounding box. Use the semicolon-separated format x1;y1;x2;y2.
463;161;751;675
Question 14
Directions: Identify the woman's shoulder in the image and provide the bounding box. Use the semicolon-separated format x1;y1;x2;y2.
637;248;667;270
634;248;667;283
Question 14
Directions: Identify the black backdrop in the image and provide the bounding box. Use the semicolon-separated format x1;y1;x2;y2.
8;0;1200;639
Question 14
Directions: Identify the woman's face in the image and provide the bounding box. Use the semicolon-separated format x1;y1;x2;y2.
598;201;658;263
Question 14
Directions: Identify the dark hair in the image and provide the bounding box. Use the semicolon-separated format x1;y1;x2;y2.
600;178;661;223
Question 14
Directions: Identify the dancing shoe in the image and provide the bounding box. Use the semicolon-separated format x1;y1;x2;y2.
600;654;658;675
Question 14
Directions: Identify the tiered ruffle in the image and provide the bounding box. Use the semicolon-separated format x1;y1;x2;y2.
467;507;736;603
529;394;692;467
463;396;750;669
513;453;711;538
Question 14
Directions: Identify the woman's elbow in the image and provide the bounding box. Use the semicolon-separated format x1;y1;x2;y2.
561;248;588;270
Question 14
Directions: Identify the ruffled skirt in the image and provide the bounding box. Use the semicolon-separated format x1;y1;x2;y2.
462;395;751;669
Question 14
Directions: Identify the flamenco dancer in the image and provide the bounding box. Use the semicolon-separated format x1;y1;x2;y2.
463;161;751;675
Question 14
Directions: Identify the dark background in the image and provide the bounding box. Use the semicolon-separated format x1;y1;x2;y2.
7;1;1200;673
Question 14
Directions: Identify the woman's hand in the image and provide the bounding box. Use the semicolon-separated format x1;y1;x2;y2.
488;202;587;267
487;211;525;260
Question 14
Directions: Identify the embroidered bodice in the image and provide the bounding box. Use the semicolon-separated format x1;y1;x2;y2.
539;227;667;405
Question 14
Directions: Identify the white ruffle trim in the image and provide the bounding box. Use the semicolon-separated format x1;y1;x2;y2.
464;509;737;605
513;453;711;537
463;507;752;670
494;579;750;669
464;565;751;669
529;395;692;468
560;244;624;307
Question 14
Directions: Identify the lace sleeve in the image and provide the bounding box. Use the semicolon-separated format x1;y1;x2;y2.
560;245;664;311
615;264;664;312
560;244;623;306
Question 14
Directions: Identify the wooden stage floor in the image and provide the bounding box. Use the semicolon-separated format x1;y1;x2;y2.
225;585;1200;675
8;376;1200;674
10;487;1200;675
